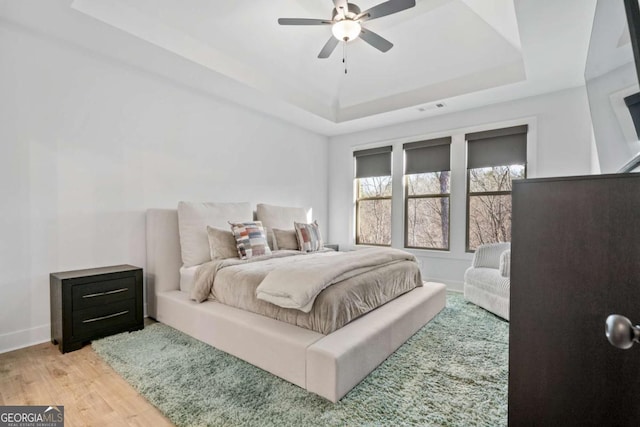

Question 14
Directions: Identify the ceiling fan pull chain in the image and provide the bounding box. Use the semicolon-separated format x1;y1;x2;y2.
343;41;348;74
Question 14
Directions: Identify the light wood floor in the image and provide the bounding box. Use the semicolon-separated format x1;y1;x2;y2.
0;333;174;427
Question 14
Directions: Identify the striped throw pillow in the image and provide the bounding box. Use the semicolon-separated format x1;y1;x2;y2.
229;221;272;260
294;221;324;252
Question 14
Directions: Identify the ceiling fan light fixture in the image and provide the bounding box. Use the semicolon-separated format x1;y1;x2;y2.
278;0;416;58
332;19;361;42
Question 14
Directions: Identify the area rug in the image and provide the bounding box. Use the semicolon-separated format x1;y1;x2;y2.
92;293;508;426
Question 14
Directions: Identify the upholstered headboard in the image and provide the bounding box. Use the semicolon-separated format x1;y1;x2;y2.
146;209;182;319
145;203;313;318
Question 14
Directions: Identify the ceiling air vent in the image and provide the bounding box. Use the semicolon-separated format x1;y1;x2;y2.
417;102;446;112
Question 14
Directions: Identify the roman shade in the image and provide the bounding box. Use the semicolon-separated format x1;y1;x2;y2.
353;146;392;178
403;137;451;175
466;125;528;169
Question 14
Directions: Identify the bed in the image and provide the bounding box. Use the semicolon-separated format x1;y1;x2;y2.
145;207;446;402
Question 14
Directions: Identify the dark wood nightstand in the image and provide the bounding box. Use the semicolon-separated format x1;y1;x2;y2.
50;265;143;353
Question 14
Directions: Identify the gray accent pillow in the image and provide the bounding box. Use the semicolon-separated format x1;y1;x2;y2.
272;228;300;251
206;226;239;260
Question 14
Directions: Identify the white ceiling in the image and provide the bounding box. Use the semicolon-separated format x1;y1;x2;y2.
1;0;597;136
585;0;634;81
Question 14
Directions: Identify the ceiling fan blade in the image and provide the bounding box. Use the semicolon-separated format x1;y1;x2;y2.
278;18;332;25
359;28;393;52
318;36;340;58
332;0;349;17
357;0;416;22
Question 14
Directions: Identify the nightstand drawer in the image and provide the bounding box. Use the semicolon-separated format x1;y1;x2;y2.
72;299;137;340
51;265;143;353
72;277;136;310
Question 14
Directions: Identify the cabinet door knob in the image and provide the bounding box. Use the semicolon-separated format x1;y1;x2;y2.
606;314;640;349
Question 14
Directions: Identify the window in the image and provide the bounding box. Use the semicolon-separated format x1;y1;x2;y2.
403;137;452;250
354;146;392;246
466;125;528;251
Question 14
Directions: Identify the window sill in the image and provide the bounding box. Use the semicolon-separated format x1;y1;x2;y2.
403;247;473;262
352;244;473;262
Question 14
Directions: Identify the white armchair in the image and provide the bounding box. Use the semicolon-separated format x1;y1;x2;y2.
464;242;511;320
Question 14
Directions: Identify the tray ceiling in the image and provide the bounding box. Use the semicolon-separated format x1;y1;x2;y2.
1;0;597;135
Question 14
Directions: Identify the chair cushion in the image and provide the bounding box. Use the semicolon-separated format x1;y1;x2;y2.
464;267;510;299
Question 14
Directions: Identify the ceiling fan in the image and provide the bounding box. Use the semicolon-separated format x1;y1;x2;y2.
278;0;416;59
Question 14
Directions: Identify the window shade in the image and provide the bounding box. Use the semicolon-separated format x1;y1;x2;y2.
353;146;392;178
466;125;528;169
403;137;451;174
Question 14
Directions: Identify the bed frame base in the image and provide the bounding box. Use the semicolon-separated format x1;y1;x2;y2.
146;209;446;402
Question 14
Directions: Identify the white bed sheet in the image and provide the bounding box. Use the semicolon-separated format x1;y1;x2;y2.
179;265;200;293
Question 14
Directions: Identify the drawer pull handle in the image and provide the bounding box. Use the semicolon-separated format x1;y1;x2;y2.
82;310;129;323
82;288;128;299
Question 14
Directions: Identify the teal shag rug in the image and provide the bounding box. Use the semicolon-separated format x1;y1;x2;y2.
92;293;508;426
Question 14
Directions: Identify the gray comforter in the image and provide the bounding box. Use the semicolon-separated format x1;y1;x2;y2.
191;248;423;334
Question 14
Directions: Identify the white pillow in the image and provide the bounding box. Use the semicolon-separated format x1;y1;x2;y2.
177;201;252;267
256;203;310;249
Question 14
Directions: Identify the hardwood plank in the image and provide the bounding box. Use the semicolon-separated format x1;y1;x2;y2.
0;342;173;427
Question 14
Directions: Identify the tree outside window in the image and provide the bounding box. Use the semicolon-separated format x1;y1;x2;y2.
467;165;525;251
465;125;528;251
356;176;392;245
405;172;450;249
353;146;393;246
403;137;452;250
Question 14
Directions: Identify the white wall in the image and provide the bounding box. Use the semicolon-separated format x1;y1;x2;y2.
328;86;594;290
586;62;640;172
0;23;328;353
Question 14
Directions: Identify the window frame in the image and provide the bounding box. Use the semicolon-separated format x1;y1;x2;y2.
465;165;526;252
355;177;392;247
404;173;451;251
353;145;393;246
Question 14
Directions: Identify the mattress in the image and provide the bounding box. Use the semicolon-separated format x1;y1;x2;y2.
179;265;199;293
195;251;423;334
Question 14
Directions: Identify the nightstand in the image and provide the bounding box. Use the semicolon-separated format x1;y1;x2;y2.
50;265;143;353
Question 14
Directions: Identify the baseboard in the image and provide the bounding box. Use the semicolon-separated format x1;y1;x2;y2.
1;303;150;354
0;324;50;354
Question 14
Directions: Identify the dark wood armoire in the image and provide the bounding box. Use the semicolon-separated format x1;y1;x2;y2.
509;173;640;426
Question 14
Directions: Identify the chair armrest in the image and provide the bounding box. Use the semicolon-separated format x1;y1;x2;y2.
472;242;511;269
499;250;511;278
